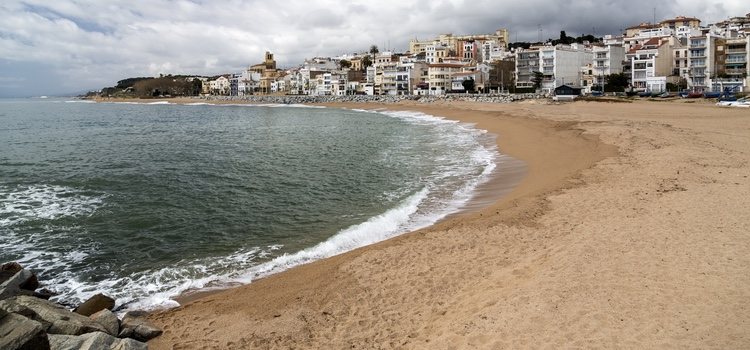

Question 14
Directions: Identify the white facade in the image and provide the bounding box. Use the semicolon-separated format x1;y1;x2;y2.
592;45;626;86
539;44;593;92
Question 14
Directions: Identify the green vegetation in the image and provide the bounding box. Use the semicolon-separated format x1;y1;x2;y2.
98;75;204;98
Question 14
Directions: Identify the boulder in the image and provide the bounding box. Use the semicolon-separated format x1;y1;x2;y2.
48;334;85;350
118;311;162;342
6;295;108;335
0;262;39;291
0;267;36;300
49;332;147;350
0;308;50;350
34;288;58;300
74;293;115;316
90;309;120;336
111;338;148;350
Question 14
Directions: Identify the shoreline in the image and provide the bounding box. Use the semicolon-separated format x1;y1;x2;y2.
95;97;748;349
88;96;532;306
146;98;618;348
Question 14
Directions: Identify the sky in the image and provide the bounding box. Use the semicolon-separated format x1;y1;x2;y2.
0;0;747;97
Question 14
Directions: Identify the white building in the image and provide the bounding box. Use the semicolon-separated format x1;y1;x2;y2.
592;44;626;87
209;76;230;95
516;44;592;93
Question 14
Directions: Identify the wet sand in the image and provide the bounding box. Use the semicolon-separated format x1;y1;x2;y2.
144;99;749;349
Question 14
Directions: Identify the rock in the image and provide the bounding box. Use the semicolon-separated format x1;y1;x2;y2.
0;262;39;292
119;310;162;342
0;308;50;350
34;288;58;300
0;266;36;300
49;331;147;350
90;309;120;336
48;334;85;350
111;338;148;350
74;293;115;316
6;295;108;335
0;298;39;319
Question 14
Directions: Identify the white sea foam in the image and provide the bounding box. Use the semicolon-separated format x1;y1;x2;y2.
146;101;171;105
0;185;106;227
2;108;500;312
64;100;96;104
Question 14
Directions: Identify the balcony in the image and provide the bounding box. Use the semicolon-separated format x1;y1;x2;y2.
725;68;747;75
727;48;747;54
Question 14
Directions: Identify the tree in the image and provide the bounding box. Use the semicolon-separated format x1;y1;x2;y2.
339;59;352;69
361;56;372;70
369;45;379;55
461;78;475;93
559;31;571;45
605;73;629;89
532;71;544;90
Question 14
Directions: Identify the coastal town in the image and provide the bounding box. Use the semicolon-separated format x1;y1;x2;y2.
98;12;750;99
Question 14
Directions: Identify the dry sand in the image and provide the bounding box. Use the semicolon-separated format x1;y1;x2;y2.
146;99;750;349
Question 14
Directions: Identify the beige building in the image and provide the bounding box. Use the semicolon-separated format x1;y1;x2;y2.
409;29;509;55
427;63;466;95
249;51;282;94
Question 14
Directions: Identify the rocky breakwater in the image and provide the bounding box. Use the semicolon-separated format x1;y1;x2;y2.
200;92;547;105
0;262;162;350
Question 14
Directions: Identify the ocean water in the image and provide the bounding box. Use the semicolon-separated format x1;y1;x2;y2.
0;98;498;311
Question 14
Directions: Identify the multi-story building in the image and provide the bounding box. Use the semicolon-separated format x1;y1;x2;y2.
426;44;450;64
515;48;540;89
722;36;749;92
515;44;592;93
686;34;719;91
628;37;680;92
427;63;465;95
409;29;509;55
592;44;626;86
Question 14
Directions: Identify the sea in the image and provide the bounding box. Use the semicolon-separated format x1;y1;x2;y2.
0;98;498;311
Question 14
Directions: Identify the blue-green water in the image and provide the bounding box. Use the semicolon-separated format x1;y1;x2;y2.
0;98;497;310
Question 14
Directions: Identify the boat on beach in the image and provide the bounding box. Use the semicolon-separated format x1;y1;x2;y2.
716;97;749;108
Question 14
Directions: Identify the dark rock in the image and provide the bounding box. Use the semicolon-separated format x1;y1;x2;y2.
0;262;24;281
5;295;108;335
74;293;115;316
0;267;36;300
119;311;162;342
0;308;50;350
34;288;58;300
90;309;120;336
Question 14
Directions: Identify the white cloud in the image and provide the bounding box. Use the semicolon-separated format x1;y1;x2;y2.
0;0;747;96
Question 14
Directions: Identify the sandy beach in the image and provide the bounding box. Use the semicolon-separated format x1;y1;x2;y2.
144;99;750;349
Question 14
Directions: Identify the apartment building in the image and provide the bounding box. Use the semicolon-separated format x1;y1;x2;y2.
515;44;592;93
628;37;679;92
427;63;465;95
592;44;626;86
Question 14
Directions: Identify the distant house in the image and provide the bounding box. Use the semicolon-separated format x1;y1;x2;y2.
553;84;582;101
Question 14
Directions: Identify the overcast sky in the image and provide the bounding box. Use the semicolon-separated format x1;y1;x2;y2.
0;0;747;97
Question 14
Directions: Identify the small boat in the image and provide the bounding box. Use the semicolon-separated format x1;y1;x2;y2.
703;91;721;99
716;97;750;108
719;95;737;102
591;91;603;97
638;91;652;98
659;92;672;98
678;91;690;98
687;92;703;98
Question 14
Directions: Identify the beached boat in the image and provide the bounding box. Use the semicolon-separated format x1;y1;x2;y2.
638;91;652;98
716;97;750;108
703;91;721;99
658;92;672;98
687;92;703;98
